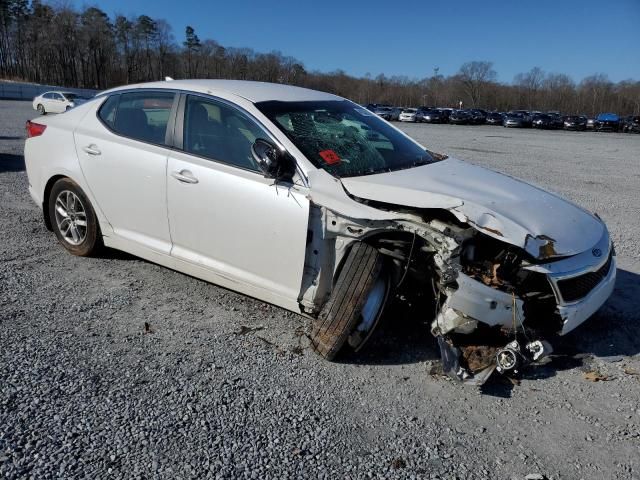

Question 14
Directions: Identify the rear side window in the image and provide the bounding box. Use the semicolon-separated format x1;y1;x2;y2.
98;95;119;129
98;91;175;146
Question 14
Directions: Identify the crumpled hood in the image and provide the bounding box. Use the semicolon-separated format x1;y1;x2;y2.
340;158;604;259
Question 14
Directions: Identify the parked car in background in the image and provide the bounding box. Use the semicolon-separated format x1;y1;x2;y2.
594;113;620;132
399;108;419;122
391;107;402;121
373;106;394;121
547;113;564;129
486;112;504;125
563;115;587;131
438;108;453;123
449;109;472;125
620;115;640;133
509;110;533;127
532;114;561;129
32;91;89;115
419;108;444;123
586;117;596;130
24;79;616;385
468;109;487;124
503;112;528;128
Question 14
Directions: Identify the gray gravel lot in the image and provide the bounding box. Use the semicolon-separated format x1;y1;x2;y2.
1;100;639;479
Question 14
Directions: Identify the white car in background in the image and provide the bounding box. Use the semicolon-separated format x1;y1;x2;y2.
32;91;88;115
23;80;616;385
399;108;418;122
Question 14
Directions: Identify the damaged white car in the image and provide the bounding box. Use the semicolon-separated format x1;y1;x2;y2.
24;80;616;384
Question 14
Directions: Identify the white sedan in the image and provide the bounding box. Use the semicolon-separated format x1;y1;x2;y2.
32;91;88;115
24;80;616;384
399;108;419;122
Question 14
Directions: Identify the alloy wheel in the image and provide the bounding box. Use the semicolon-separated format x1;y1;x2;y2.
54;190;88;246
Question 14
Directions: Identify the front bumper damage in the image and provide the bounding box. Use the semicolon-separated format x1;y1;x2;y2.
303;169;617;385
428;227;616;384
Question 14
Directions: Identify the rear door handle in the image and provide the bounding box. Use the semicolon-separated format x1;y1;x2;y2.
83;144;101;156
171;169;199;184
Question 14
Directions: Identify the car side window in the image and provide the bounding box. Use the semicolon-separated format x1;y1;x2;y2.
99;91;175;146
43;93;53;99
183;95;265;172
98;95;119;129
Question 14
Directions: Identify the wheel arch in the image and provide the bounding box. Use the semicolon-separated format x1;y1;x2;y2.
42;174;69;231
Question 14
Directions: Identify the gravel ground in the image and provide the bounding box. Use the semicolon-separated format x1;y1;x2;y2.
1;100;639;480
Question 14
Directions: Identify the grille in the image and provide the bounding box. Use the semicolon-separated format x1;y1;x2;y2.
557;253;613;303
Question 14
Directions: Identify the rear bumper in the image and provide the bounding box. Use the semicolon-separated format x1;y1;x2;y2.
28;184;42;206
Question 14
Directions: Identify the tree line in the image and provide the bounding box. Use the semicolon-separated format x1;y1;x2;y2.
1;1;639;115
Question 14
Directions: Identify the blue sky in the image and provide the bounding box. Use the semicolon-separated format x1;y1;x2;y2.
70;0;640;83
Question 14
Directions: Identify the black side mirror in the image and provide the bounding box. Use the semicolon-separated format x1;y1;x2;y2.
251;138;295;181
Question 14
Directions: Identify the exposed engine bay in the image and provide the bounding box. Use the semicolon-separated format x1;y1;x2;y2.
300;195;615;385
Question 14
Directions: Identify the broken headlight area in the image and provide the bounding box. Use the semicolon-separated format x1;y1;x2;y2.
368;227;561;385
429;233;562;384
437;331;554;385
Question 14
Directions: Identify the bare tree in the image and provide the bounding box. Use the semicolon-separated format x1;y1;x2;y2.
514;67;545;109
1;4;638;116
457;61;497;107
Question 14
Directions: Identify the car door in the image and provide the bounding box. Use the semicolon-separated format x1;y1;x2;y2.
42;92;55;111
50;92;65;113
74;91;177;254
166;94;310;304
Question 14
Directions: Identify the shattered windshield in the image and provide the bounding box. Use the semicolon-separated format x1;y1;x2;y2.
256;100;442;178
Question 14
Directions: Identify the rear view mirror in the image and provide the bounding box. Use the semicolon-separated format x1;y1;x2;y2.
251;138;295;181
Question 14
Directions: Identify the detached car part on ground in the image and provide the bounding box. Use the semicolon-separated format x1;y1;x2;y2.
24;80;616;386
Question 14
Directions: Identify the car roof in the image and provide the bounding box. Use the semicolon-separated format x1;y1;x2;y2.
99;79;342;103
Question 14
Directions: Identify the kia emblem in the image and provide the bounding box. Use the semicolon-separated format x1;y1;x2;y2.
592;248;602;258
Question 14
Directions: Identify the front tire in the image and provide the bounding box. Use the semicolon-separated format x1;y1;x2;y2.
311;242;385;360
48;178;101;256
37;104;46;115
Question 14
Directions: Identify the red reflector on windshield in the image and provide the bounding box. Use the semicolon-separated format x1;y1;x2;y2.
26;121;46;138
319;149;341;165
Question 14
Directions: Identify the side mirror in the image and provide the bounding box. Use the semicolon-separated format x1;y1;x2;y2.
251;138;295;181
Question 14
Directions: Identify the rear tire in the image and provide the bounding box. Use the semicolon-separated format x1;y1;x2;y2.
311;242;385;360
37;104;46;115
48;178;102;257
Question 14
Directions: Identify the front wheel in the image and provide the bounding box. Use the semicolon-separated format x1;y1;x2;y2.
37;104;46;115
310;242;386;360
48;178;102;256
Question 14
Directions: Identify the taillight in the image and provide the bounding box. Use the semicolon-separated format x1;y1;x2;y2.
26;121;46;138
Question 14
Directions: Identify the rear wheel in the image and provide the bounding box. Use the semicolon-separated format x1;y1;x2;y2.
48;178;101;256
37;104;46;115
311;242;386;360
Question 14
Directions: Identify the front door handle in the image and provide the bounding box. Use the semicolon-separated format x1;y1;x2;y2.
83;144;101;156
171;169;199;184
